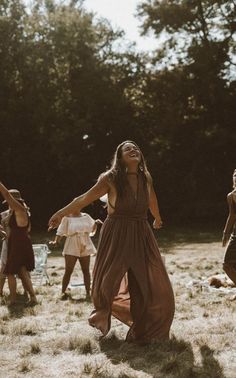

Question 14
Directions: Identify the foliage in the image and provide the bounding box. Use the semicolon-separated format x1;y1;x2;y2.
0;0;144;225
137;0;236;222
0;0;235;226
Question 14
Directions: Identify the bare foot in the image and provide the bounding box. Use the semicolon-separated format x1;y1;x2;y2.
60;293;70;301
88;311;111;336
27;296;38;306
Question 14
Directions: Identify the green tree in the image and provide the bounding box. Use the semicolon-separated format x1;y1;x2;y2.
0;0;147;225
137;0;236;222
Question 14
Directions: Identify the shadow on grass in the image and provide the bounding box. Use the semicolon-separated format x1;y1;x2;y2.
100;333;225;378
5;293;36;318
70;297;90;304
154;226;221;252
7;302;28;318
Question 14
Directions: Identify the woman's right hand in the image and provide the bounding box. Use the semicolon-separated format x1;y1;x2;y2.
48;211;62;231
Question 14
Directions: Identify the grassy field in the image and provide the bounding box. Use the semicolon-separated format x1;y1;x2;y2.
0;228;235;378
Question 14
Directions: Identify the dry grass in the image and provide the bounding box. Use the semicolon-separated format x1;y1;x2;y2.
0;230;235;377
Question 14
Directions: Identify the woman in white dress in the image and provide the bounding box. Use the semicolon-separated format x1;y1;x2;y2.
49;210;102;300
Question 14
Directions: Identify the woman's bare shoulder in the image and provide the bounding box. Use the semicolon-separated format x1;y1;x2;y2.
230;190;236;201
98;171;114;187
227;191;236;211
227;190;236;199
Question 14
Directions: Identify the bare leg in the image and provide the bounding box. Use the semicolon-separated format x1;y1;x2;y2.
0;273;6;296
62;255;77;294
7;274;17;304
223;262;236;286
18;266;37;303
20;271;31;300
79;256;91;297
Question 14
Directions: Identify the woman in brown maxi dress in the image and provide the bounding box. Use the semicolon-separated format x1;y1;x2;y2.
222;169;236;285
49;141;175;343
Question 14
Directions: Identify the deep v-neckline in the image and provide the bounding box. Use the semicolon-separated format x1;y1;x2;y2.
127;173;139;201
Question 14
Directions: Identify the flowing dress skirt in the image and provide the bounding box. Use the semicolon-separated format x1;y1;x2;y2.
89;175;175;344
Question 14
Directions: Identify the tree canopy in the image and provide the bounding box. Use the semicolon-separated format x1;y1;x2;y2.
0;0;235;227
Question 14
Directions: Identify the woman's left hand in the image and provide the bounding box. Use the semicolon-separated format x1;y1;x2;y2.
0;230;7;240
153;218;163;229
222;233;229;247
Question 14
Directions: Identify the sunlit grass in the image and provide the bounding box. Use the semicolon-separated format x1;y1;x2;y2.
0;231;235;377
18;358;33;373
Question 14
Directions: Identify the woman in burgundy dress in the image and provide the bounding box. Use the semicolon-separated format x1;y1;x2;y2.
49;141;175;344
0;183;37;305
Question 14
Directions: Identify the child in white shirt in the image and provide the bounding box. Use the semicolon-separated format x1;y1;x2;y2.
49;210;102;300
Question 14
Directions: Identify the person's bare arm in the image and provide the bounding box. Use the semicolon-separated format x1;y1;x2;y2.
48;175;110;230
222;193;236;246
48;234;63;249
0;182;25;213
0;182;28;227
148;174;163;229
91;219;103;234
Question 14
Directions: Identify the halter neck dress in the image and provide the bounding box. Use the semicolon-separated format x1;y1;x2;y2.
89;173;175;344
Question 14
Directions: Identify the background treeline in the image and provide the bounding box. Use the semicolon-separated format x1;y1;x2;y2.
0;0;235;228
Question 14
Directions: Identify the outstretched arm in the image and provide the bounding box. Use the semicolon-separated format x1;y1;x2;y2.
0;182;25;213
48;175;109;230
222;193;236;246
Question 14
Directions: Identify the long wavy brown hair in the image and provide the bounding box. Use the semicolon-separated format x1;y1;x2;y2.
106;140;150;198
